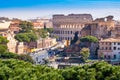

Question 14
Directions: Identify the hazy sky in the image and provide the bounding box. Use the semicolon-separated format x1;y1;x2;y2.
0;0;120;20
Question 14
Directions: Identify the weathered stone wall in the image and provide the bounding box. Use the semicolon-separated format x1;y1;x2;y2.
81;16;115;39
53;14;93;40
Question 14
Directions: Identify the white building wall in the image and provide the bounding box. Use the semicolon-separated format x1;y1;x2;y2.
112;42;120;59
103;52;113;59
0;21;11;29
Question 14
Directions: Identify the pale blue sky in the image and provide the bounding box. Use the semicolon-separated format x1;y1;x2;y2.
0;0;120;20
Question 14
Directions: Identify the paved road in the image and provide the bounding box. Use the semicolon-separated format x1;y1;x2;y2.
30;41;65;64
51;41;65;50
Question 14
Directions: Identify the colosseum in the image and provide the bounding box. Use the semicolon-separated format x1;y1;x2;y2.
52;14;93;41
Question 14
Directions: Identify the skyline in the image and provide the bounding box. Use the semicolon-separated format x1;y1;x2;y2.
0;0;120;20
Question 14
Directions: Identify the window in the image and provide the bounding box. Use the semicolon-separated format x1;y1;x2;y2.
114;55;116;59
109;43;111;45
68;31;69;34
102;47;104;50
113;47;116;50
59;38;60;40
68;37;69;40
118;48;120;50
60;37;62;40
106;47;108;50
104;55;106;59
114;42;116;45
109;47;111;50
118;43;120;45
108;55;111;59
106;42;108;45
65;37;67;40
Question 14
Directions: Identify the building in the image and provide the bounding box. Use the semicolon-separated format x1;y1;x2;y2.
0;21;15;53
81;16;115;39
16;42;24;54
43;38;57;48
0;20;11;29
0;20;24;54
111;21;120;37
37;38;57;49
30;18;53;29
45;19;53;28
9;19;21;33
52;14;93;41
25;37;57;52
32;22;44;29
98;38;120;60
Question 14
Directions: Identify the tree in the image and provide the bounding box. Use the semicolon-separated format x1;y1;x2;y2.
0;52;34;63
15;33;30;42
17;54;34;63
46;28;53;33
27;33;38;42
80;36;98;43
35;28;53;38
15;32;37;42
53;35;59;39
36;29;48;38
0;45;8;53
62;69;77;80
0;52;17;59
39;72;64;80
19;21;34;33
0;36;9;44
80;48;90;61
71;31;79;45
0;36;9;53
0;59;120;80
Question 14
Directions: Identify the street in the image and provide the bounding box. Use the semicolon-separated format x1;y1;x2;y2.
30;41;65;64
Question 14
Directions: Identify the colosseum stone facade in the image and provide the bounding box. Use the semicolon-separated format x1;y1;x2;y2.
52;14;93;40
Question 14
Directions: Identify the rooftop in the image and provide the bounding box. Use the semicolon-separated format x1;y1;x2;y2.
0;21;11;29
